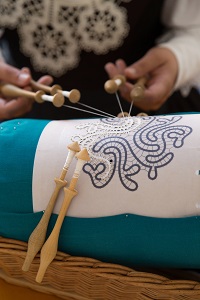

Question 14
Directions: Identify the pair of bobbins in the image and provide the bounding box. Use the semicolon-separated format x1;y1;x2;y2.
104;75;146;101
0;81;81;108
0;83;64;108
31;80;81;105
104;75;147;118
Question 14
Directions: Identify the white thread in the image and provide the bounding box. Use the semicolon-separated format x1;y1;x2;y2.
63;104;112;118
115;92;124;117
128;100;134;117
64;150;75;169
41;94;54;102
115;79;122;86
77;102;116;118
62;91;70;98
73;159;85;177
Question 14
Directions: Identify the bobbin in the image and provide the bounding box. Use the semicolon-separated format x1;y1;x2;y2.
104;75;126;94
130;77;147;102
36;148;90;283
31;80;81;103
0;83;65;107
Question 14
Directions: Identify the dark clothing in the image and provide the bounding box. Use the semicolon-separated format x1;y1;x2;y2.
1;0;199;119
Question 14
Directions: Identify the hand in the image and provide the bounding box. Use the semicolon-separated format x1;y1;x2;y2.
105;47;178;112
0;62;53;120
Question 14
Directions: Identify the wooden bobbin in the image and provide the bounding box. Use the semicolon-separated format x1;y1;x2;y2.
130;77;147;102
22;141;81;272
62;89;81;103
31;80;62;96
0;83;65;107
36;148;90;283
31;79;81;103
0;83;45;102
34;91;65;107
104;75;126;94
137;112;148;117
51;93;65;107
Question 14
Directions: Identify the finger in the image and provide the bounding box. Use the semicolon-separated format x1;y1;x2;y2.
0;97;33;119
115;59;127;73
38;75;54;86
104;62;119;78
119;82;134;102
21;67;31;75
133;77;170;111
0;62;31;87
124;48;164;80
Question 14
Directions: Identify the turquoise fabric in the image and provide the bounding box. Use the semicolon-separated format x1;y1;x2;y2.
0;211;200;268
1;118;200;269
0;118;50;213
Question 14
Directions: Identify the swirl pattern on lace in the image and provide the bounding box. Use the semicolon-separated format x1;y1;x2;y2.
73;116;192;191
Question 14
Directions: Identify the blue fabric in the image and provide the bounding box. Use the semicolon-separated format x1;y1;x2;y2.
0;119;49;213
1;118;200;269
0;211;200;268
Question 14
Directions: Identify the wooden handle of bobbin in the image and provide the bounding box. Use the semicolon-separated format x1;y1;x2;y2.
104;75;126;94
0;83;40;100
31;80;62;95
31;80;81;103
130;77;147;102
0;83;65;107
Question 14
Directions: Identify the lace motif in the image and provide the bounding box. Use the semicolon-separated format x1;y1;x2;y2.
0;0;131;76
72;116;192;191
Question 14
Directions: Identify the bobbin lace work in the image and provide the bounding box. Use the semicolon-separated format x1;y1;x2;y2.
72;116;192;191
0;0;131;76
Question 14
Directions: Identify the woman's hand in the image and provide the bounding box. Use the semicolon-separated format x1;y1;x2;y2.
105;47;178;112
0;62;53;120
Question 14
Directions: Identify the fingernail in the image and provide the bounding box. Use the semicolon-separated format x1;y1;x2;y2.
18;73;30;82
126;68;137;75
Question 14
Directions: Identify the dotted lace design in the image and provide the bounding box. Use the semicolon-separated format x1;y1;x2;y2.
0;0;131;76
72;116;192;191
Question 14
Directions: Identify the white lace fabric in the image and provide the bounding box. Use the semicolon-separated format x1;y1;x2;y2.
0;0;131;76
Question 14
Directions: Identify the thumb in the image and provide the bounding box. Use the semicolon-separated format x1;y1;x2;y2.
0;62;31;87
124;48;163;79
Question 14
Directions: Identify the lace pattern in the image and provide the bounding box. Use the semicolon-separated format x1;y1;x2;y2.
72;116;192;191
0;0;131;76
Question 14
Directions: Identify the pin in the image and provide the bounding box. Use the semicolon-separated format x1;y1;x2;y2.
36;148;90;283
22;142;81;272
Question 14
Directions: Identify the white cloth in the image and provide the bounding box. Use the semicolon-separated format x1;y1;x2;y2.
33;114;200;218
159;0;200;94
